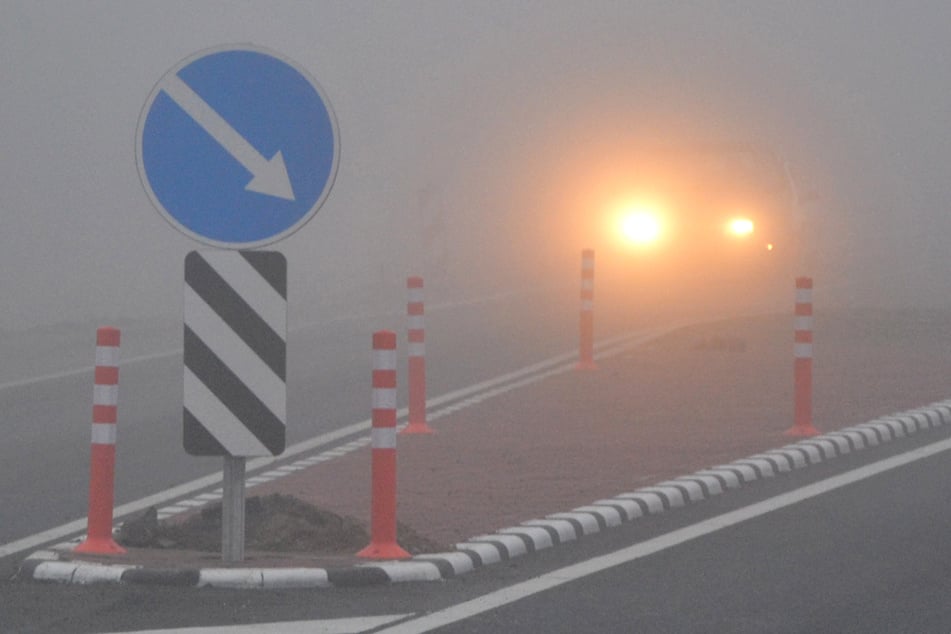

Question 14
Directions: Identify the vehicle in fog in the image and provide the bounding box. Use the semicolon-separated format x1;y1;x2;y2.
595;141;802;312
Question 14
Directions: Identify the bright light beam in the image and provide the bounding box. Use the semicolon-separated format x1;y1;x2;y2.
619;210;661;245
727;217;754;237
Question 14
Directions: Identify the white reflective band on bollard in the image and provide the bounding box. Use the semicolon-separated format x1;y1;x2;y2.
90;423;117;445
95;346;120;367
794;316;813;331
372;388;398;410
93;385;119;406
372;349;397;371
794;343;813;358
371;427;397;449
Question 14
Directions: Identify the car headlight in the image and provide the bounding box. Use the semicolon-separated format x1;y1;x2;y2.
620;212;661;244
726;217;754;237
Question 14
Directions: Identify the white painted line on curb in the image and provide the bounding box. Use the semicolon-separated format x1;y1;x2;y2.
375;436;951;633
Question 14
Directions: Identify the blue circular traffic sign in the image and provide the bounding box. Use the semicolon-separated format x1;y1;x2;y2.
136;45;339;248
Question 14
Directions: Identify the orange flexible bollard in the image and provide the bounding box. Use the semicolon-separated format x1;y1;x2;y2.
75;327;127;555
785;277;820;437
576;249;597;370
401;277;434;434
357;331;411;560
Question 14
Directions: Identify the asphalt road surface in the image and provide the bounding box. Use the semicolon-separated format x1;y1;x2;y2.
412;426;951;633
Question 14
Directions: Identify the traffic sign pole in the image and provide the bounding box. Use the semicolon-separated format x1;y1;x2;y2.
222;455;246;563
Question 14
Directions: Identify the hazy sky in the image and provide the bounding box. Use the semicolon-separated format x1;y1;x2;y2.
2;1;950;329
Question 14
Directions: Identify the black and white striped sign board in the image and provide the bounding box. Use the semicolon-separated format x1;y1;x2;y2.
184;250;286;456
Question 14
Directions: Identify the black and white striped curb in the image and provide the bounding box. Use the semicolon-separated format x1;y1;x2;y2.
19;398;951;589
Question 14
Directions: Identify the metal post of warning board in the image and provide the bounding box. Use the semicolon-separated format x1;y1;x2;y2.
222;455;246;562
183;250;287;563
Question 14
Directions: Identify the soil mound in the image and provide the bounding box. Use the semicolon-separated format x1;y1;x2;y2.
117;494;446;555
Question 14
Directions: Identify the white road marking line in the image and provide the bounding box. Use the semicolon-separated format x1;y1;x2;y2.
100;613;412;634
0;288;557;393
376;436;951;633
0;349;179;391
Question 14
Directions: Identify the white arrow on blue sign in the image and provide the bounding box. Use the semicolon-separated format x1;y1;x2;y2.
136;45;339;248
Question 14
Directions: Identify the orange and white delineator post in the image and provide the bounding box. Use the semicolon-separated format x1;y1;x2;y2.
357;331;411;559
575;249;597;370
785;277;820;437
75;327;127;554
401;276;434;434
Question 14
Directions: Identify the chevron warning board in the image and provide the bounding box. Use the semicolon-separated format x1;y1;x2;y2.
183;250;287;456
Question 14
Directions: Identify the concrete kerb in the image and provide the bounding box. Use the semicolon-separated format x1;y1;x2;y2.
18;397;951;589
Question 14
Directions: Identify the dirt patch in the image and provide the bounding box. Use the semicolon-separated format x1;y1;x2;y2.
116;494;447;556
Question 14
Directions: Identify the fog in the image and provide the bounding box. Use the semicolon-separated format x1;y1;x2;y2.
2;2;950;333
